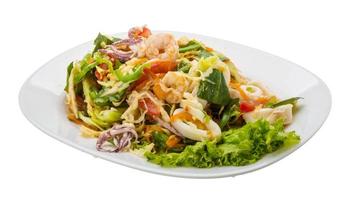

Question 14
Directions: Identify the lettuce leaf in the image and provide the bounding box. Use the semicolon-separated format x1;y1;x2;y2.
145;120;300;168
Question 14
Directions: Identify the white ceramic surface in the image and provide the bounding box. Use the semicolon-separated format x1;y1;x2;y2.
19;32;331;178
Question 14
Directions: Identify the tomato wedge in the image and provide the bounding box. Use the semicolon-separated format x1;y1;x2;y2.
150;60;176;74
240;101;255;113
139;98;161;117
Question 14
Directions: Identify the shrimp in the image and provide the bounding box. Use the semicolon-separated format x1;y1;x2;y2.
128;26;152;42
157;72;199;104
135;33;179;61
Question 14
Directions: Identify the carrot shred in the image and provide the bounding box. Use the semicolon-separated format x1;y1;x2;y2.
153;80;167;100
166;135;181;148
170;111;206;130
230;82;249;100
255;97;269;104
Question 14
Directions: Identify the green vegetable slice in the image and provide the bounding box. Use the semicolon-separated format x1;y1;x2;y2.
78;112;103;130
64;62;74;91
219;99;240;129
179;40;202;53
179;43;201;53
74;62;97;84
95;108;124;123
198;49;213;58
74;53;115;84
177;59;191;73
198;56;219;71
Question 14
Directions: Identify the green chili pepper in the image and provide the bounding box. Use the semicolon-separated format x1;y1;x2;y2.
270;97;303;108
115;63;150;83
95;54;114;73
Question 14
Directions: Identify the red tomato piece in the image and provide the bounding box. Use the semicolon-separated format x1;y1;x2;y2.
139;98;161;116
150;60;176;74
240;101;255;113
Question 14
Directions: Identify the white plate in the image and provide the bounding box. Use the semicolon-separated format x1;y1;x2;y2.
19;32;331;178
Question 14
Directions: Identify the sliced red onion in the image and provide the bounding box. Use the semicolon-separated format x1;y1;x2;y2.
99;48;133;62
99;31;145;62
96;124;138;152
154;117;183;138
98;39;135;62
113;39;132;48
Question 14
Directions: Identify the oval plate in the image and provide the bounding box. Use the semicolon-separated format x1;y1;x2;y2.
19;32;331;178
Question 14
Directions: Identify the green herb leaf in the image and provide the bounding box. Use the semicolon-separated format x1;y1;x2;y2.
93;33;120;53
271;97;303;108
152;131;169;152
197;69;232;105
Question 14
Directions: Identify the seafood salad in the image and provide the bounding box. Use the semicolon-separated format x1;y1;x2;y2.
65;26;301;168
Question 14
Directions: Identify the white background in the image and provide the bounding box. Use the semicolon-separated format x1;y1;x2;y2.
0;0;347;199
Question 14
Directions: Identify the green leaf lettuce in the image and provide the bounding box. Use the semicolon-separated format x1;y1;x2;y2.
145;120;300;168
